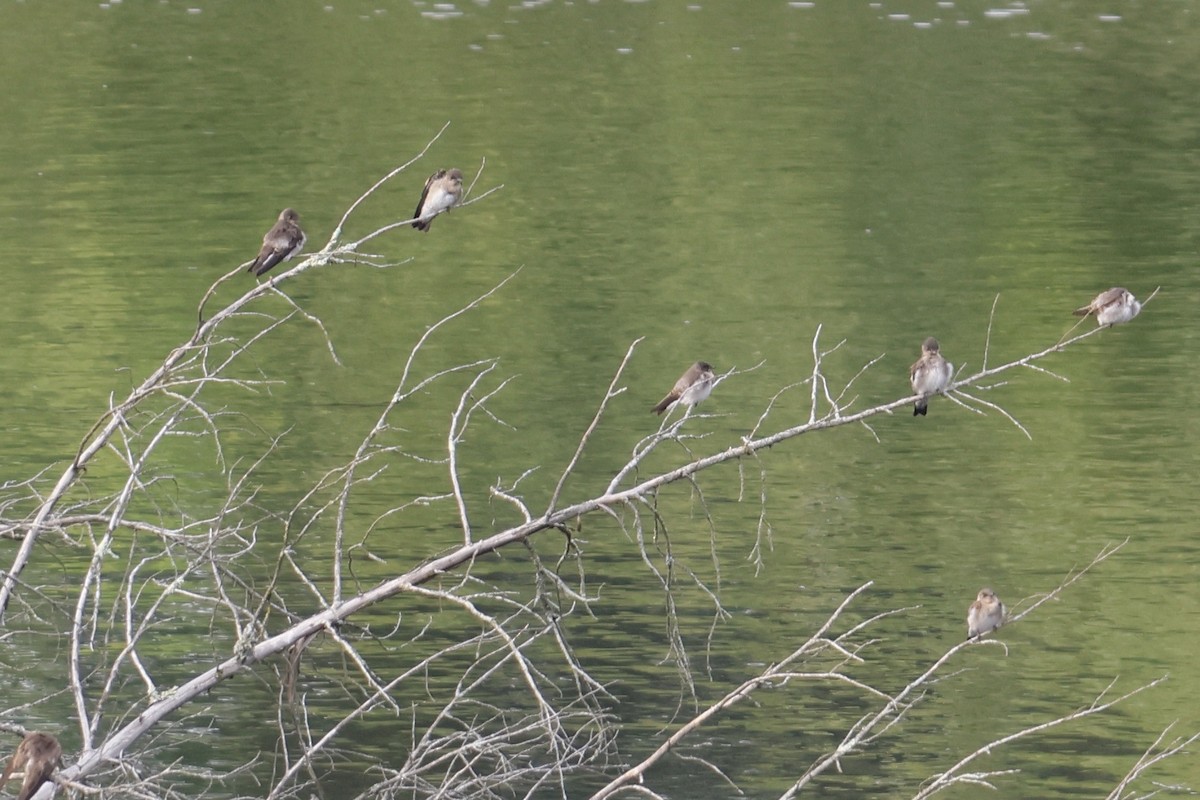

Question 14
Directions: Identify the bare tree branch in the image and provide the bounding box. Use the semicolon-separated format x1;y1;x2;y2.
0;132;1184;800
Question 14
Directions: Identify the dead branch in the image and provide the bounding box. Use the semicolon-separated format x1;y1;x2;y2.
0;127;1185;800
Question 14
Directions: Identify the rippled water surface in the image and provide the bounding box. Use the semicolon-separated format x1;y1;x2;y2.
1;1;1197;797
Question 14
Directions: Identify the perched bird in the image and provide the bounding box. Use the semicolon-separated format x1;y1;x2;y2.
248;208;306;277
0;732;62;800
412;168;465;231
1073;287;1141;327
967;588;1006;640
909;337;953;417
652;361;716;416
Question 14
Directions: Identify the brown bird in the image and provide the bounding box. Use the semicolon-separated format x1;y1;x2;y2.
652;361;715;415
248;208;306;277
0;732;62;800
909;337;953;417
1072;287;1141;327
966;588;1006;640
412;168;464;232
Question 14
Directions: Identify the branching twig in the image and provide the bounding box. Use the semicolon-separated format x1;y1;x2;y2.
2;128;1181;800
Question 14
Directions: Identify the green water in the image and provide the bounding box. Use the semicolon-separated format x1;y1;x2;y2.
0;1;1197;797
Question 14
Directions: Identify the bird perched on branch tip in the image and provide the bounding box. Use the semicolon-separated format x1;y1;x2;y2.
1073;287;1141;327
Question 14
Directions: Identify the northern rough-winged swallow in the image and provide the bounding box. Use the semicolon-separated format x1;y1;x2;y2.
412;168;464;232
1073;287;1141;327
909;337;953;417
967;587;1005;640
0;732;62;800
248;208;306;277
652;361;715;415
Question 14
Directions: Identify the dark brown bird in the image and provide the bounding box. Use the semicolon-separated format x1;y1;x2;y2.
0;732;62;800
652;361;715;415
248;208;306;277
412;168;464;231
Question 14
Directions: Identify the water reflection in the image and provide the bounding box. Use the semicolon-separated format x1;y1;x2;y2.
0;1;1197;797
